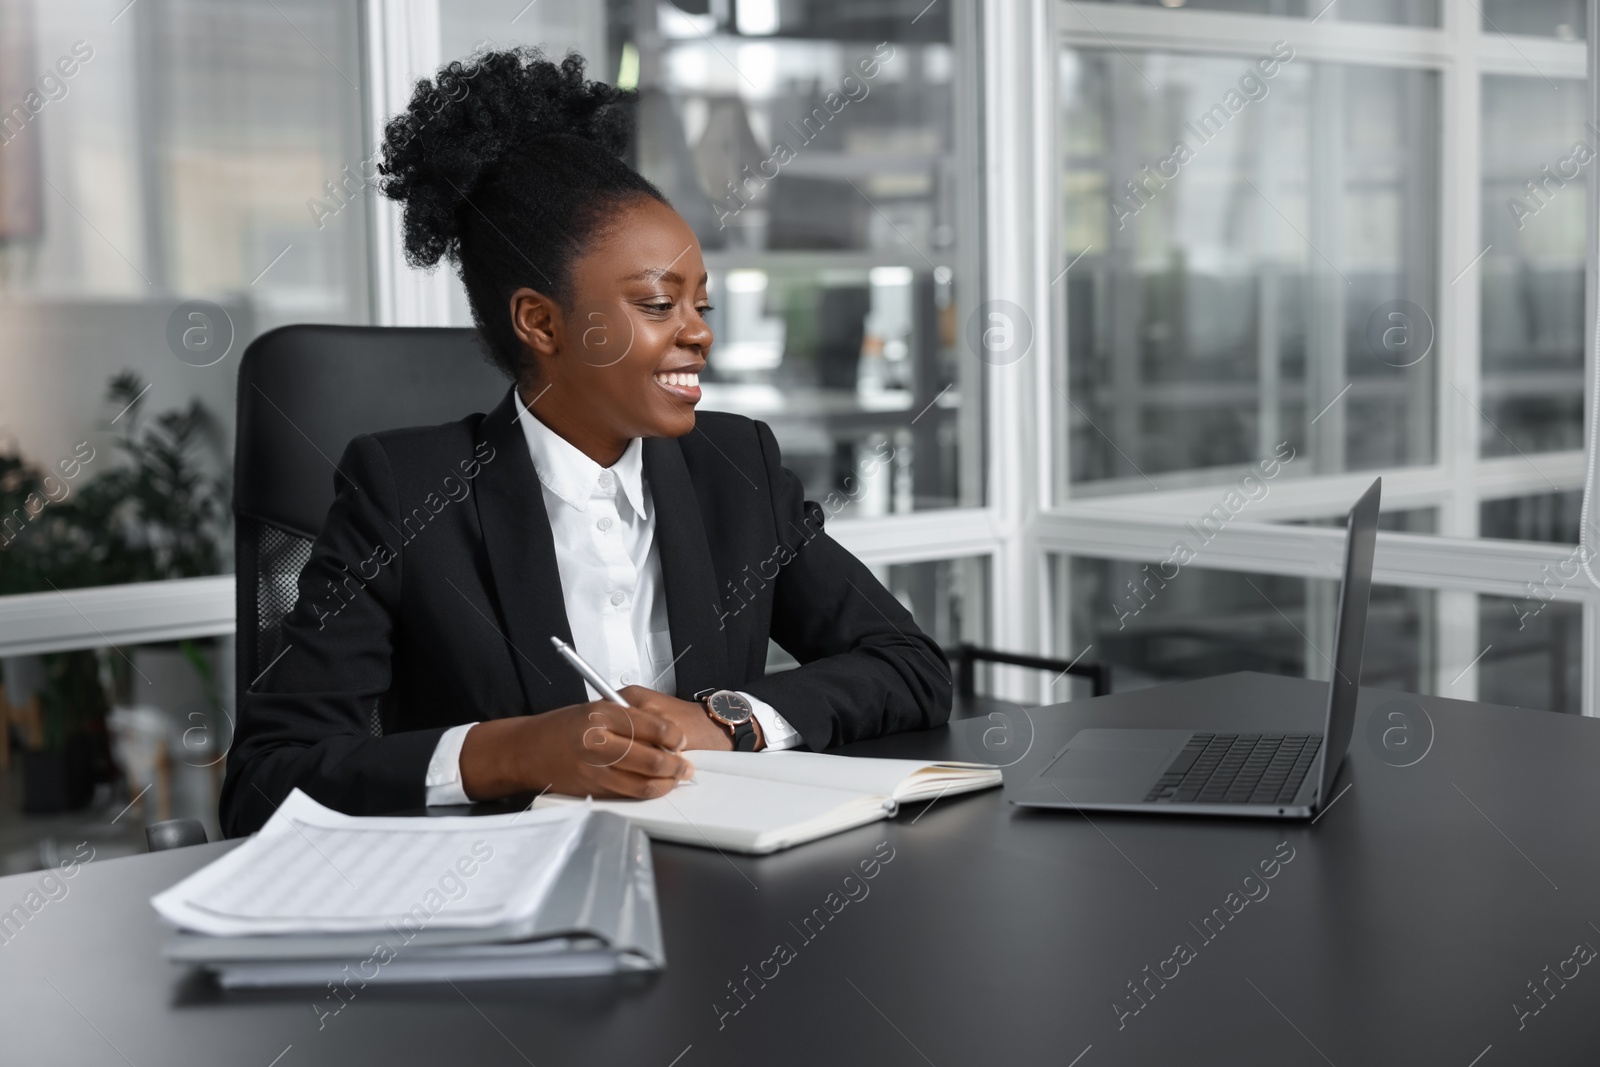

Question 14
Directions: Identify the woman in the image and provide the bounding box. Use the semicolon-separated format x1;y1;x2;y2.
220;49;950;837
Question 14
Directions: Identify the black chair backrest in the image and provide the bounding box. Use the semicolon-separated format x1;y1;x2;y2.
233;325;510;729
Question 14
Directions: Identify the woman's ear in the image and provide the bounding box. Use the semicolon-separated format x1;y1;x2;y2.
509;287;561;360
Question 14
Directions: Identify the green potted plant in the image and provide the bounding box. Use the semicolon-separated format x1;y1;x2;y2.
0;373;228;813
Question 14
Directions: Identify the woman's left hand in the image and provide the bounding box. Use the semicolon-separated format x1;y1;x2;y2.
617;686;763;751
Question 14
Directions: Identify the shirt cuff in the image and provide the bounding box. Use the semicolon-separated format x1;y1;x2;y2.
740;693;801;751
425;722;477;806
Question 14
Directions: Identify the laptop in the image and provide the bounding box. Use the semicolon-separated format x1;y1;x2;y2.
1011;477;1379;820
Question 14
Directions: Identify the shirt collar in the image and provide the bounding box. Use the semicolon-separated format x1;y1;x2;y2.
516;398;648;519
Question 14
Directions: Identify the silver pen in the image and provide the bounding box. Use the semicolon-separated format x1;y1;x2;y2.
552;636;694;779
550;636;629;706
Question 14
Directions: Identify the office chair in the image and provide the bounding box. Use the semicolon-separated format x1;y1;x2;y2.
233;325;510;737
946;643;1111;719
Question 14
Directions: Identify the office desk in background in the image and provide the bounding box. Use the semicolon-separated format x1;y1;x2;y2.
3;672;1598;1066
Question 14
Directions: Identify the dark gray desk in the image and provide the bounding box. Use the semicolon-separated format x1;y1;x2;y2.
4;672;1599;1066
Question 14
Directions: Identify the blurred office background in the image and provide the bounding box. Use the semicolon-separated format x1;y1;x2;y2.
0;0;1591;869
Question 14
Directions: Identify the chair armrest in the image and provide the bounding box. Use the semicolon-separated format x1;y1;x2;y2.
946;643;1110;699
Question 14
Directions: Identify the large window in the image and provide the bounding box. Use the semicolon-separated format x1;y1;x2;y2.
1047;2;1596;711
1481;73;1587;463
0;0;369;849
1059;49;1439;492
1054;556;1436;692
0;0;369;589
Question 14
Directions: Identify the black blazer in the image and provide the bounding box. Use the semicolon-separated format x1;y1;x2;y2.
220;388;951;836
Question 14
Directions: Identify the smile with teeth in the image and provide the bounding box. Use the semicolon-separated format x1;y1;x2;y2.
654;371;699;388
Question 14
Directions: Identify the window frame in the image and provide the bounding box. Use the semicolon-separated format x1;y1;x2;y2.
1037;0;1600;713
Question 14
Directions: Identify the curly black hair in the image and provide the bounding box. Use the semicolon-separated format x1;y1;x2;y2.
379;47;667;382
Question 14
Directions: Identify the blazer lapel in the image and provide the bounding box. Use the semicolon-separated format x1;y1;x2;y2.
472;388;586;713
643;436;731;699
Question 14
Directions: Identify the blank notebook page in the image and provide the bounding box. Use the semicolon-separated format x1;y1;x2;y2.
686;750;1001;803
582;772;888;840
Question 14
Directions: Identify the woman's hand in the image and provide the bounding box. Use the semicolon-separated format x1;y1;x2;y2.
458;701;694;802
618;686;763;751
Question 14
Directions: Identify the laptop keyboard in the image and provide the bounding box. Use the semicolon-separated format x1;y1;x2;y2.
1143;733;1323;805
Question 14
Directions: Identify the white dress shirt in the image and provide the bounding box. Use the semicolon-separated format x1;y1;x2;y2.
424;402;800;804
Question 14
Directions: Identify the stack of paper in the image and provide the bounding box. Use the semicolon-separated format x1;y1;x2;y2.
152;790;664;987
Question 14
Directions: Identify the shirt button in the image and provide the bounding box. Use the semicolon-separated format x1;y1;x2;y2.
597;517;613;532
610;591;625;606
620;670;634;685
598;471;614;489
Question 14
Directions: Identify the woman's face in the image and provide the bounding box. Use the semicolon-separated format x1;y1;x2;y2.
511;196;712;464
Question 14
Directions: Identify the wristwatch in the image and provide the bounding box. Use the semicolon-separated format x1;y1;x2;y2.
698;689;759;751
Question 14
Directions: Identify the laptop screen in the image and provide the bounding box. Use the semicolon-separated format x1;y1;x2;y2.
1317;477;1381;802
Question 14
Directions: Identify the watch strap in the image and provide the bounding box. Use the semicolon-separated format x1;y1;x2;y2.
731;719;758;752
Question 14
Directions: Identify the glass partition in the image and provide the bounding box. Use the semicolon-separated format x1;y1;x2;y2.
763;554;988;675
1057;551;1583;716
1480;490;1583;545
0;0;370;597
1481;1;1586;39
1480;74;1587;461
1053;555;1435;698
1479;595;1580;715
438;0;985;515
1056;47;1439;498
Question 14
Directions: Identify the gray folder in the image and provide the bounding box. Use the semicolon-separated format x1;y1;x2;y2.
166;812;664;987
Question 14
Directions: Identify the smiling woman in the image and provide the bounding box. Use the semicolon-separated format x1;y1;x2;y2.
218;47;952;836
378;49;712;462
508;195;712;463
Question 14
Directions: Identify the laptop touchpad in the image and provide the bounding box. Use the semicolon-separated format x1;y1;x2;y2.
1016;729;1195;805
1044;745;1170;780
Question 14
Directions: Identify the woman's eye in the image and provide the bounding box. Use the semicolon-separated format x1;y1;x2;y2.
698;304;714;314
643;302;673;312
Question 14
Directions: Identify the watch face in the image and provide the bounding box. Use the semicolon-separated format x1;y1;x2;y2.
708;690;753;725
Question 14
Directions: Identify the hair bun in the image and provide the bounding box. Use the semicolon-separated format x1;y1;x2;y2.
379;47;637;270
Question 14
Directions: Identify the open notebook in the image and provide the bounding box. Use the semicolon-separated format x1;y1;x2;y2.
538;750;1002;855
